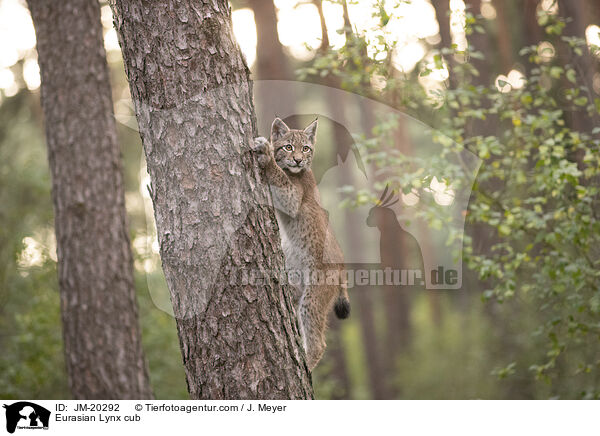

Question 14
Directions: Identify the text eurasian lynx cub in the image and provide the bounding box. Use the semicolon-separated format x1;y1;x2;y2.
252;118;350;370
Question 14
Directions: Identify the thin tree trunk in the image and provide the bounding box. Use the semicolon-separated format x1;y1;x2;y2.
467;0;493;86
325;317;351;399
337;2;389;399
247;0;290;80
110;0;313;399
491;0;513;72
26;0;152;399
557;0;598;135
521;0;544;75
584;0;600;25
376;118;416;398
354;285;388;399
432;0;456;88
355;109;388;399
313;0;330;51
433;0;452;49
309;1;354;399
248;0;296;131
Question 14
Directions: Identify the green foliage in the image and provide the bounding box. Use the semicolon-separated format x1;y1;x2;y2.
440;27;600;398
0;92;68;398
304;2;600;398
393;296;499;399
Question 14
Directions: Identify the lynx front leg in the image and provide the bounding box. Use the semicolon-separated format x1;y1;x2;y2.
251;136;272;168
298;287;329;370
252;136;302;217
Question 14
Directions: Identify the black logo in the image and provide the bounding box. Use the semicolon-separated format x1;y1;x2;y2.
3;402;50;434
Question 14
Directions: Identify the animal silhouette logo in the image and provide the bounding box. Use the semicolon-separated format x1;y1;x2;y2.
3;402;50;433
367;185;425;286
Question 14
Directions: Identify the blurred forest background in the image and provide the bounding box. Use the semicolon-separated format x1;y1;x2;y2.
1;0;600;399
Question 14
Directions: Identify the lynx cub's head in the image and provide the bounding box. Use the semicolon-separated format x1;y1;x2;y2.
270;117;318;174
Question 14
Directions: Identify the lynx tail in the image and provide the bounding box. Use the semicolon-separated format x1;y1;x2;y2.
334;285;351;319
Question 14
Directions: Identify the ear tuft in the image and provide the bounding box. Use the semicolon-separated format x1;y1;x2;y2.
271;117;290;142
304;118;318;145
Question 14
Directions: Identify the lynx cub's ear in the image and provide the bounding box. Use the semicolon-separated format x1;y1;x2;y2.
271;117;290;142
304;119;318;145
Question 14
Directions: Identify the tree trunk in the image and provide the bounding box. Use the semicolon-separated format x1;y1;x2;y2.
433;0;452;50
325;316;351;399
313;0;330;51
491;0;513;72
467;0;493;86
110;0;313;399
247;0;290;80
335;4;389;398
432;0;456;88
557;0;598;135
247;0;296;131
521;0;544;75
26;0;152;399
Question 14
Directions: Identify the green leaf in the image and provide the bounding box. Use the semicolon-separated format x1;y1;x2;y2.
550;66;563;78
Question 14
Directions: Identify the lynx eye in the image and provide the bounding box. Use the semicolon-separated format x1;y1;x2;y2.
284;144;293;152
302;145;311;153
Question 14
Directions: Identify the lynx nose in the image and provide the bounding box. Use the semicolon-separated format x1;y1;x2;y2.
293;157;302;165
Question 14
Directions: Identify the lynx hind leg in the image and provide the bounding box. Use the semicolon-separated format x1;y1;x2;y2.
251;136;272;167
298;285;336;370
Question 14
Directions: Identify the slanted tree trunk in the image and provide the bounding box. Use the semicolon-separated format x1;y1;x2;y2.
26;0;152;399
110;0;313;399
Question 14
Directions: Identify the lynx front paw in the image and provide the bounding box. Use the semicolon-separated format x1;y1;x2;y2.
251;136;272;168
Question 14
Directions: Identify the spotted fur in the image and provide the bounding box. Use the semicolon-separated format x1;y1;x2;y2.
252;118;350;370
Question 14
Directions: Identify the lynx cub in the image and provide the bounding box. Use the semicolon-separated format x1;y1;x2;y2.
252;118;350;370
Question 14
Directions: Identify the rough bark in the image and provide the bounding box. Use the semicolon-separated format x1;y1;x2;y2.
109;0;313;399
26;0;152;399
